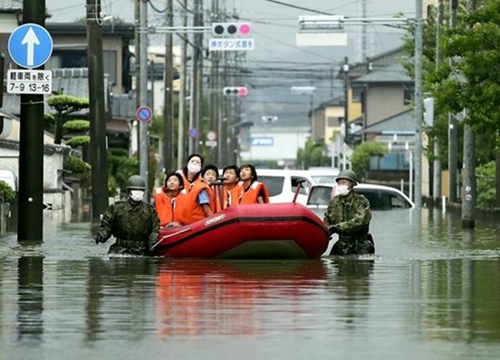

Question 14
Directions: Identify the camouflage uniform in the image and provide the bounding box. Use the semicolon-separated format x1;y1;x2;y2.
96;199;160;255
323;192;374;255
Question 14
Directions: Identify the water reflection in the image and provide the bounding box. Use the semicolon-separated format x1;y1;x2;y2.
155;259;328;336
2;209;500;359
85;257;157;341
410;257;500;343
17;257;44;344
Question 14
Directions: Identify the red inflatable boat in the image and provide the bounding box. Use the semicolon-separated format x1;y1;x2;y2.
152;203;329;259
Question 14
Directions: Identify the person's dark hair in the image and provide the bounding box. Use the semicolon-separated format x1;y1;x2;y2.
222;164;240;179
182;153;205;177
164;171;184;189
239;163;258;181
201;164;219;176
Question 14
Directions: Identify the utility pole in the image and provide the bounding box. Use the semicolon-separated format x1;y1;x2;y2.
448;0;458;203
211;0;221;164
189;0;202;155
163;0;174;173
433;0;443;204
18;0;45;241
462;0;476;228
134;0;141;161
139;0;149;194
414;0;424;209
87;0;109;222
177;0;188;169
195;1;204;156
342;56;349;143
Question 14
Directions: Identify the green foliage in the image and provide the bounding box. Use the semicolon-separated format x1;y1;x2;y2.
65;155;91;175
44;113;55;133
296;139;330;169
65;135;90;148
47;95;89;111
108;176;119;197
350;141;388;176
437;0;500;145
107;150;138;193
63;119;90;132
0;180;16;202
47;94;90;144
476;161;496;208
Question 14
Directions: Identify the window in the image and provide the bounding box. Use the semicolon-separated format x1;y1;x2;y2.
307;186;332;206
259;176;284;197
291;176;311;196
404;89;414;104
327;117;341;127
352;87;363;103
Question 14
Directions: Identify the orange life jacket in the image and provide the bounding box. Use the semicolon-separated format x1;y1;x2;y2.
176;169;202;193
224;183;243;208
178;181;215;224
236;181;270;204
153;187;189;226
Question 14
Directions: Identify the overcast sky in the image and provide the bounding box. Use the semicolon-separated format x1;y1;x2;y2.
46;0;416;64
45;0;417;123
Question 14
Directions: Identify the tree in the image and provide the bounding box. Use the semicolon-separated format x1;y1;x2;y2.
439;0;500;139
47;94;89;144
350;141;388;177
296;139;330;169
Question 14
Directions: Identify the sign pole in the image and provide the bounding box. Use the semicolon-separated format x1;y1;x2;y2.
17;0;47;241
139;0;149;195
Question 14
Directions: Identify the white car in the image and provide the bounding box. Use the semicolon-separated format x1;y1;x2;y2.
257;169;315;205
306;183;414;215
306;167;340;184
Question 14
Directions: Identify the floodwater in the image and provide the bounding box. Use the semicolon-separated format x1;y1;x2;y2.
1;208;500;359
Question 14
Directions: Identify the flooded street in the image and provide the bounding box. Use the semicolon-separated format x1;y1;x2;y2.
1;209;500;359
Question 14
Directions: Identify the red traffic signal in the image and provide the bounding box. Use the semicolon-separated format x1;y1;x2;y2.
211;22;252;37
223;87;248;97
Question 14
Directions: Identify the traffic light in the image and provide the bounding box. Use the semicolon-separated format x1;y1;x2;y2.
211;22;251;37
223;86;248;97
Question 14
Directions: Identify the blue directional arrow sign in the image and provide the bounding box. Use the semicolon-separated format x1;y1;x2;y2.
8;23;53;69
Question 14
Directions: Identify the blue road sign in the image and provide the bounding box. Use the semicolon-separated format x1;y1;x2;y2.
136;105;153;123
189;128;198;138
8;23;53;69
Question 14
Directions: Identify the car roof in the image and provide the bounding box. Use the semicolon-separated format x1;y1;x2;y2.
308;182;415;208
256;169;314;179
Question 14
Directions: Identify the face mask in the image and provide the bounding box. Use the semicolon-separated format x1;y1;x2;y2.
129;190;145;202
337;185;350;196
187;164;201;173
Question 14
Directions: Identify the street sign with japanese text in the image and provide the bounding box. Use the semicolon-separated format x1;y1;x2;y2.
6;69;52;94
209;38;255;51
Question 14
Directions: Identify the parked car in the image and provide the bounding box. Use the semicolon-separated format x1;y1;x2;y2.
306;167;340;184
306;183;414;216
257;169;315;205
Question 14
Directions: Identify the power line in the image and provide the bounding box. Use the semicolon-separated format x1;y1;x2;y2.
263;0;333;15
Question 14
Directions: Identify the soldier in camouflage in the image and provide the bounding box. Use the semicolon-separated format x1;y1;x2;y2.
96;175;160;255
323;170;375;255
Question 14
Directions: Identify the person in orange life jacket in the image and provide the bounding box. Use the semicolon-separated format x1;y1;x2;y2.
176;153;204;192
237;163;270;204
178;164;219;225
221;164;241;208
153;172;188;228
